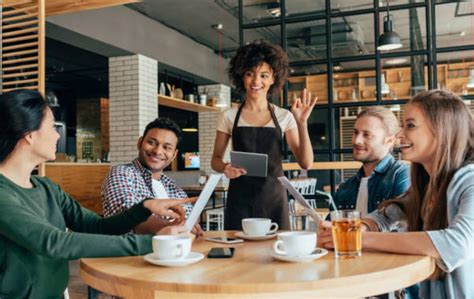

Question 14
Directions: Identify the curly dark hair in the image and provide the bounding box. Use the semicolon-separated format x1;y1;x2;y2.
142;118;182;145
228;40;289;100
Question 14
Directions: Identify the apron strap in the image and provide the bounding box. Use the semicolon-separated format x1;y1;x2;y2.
231;101;284;153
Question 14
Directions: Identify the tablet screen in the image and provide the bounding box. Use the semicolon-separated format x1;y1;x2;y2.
230;151;268;177
184;173;222;231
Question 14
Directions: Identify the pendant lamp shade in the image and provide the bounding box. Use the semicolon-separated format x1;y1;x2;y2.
378;16;402;51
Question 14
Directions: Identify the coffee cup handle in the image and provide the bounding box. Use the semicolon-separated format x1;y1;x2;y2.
273;240;286;255
176;244;185;259
268;223;279;234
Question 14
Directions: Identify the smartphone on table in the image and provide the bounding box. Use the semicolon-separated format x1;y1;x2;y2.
205;237;244;244
207;247;235;259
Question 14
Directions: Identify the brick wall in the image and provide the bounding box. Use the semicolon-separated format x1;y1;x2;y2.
198;110;231;186
108;54;157;165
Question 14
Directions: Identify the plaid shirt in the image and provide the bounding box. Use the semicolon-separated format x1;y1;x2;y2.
101;158;192;217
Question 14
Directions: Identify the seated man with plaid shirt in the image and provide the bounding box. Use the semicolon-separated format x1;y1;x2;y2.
102;117;202;235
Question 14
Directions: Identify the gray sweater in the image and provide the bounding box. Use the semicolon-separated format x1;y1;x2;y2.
367;164;474;299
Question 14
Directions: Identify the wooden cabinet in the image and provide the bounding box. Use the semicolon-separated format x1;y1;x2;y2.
288;62;474;104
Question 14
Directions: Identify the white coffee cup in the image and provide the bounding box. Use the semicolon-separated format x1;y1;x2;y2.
242;218;278;236
273;231;317;257
152;235;192;260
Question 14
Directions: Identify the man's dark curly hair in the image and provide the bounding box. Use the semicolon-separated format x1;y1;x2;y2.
228;40;289;100
142;117;182;145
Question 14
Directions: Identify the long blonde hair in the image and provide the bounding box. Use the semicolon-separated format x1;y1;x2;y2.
405;90;473;231
380;90;473;278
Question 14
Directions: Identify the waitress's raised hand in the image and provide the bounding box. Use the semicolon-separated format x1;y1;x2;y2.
224;163;247;179
291;88;317;123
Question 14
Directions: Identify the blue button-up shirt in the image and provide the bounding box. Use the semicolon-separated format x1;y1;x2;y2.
333;155;410;213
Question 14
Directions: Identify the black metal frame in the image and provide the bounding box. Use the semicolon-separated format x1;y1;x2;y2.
237;0;474;191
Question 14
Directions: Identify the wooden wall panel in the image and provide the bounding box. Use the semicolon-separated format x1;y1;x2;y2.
45;164;110;215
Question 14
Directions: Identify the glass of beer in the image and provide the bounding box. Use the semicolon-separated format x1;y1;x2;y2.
330;210;362;258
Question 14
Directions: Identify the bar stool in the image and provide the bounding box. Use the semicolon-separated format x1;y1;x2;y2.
206;207;224;231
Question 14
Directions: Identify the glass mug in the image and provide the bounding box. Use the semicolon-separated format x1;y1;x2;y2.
330;210;362;258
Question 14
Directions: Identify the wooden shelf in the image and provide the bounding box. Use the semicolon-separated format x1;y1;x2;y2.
158;95;219;113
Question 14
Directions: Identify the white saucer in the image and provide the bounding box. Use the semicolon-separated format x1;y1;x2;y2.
144;252;205;267
272;248;328;263
234;231;277;241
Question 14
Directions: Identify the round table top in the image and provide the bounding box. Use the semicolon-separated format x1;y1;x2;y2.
80;231;434;299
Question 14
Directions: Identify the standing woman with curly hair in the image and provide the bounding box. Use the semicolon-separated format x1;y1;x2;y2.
319;90;474;298
211;41;317;230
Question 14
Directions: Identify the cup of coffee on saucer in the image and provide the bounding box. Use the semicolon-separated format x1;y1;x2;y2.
152;235;192;260
242;218;278;236
273;231;317;257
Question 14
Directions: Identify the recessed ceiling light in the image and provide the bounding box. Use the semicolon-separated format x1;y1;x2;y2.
386;58;407;65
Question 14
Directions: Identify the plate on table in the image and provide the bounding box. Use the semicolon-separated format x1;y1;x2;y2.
272;248;328;263
234;231;277;241
144;252;204;267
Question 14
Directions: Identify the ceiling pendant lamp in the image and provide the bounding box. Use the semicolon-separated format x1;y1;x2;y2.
377;0;402;51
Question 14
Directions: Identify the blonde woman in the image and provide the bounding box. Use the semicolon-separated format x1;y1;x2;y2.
319;90;474;298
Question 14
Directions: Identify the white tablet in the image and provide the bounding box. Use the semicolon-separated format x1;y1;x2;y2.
230;151;268;177
278;176;322;229
184;173;223;232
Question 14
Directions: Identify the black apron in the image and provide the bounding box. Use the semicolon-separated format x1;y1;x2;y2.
224;101;289;230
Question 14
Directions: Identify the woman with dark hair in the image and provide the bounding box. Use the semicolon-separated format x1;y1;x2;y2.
211;41;317;230
0;90;194;298
319;90;474;298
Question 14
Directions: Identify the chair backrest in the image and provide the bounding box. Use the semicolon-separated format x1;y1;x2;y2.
299;178;317;196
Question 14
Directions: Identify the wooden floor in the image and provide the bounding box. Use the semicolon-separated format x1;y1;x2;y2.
68;260;111;299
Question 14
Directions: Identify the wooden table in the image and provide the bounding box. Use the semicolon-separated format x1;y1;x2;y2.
80;231;434;299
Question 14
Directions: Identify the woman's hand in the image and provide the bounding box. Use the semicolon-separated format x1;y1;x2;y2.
317;220;334;249
291;88;317;123
144;197;197;223
191;223;204;237
224;163;247;179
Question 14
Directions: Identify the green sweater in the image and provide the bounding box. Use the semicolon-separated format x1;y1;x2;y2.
0;175;154;298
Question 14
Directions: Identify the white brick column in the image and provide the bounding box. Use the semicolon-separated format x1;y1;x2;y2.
199;110;230;180
197;84;231;175
108;54;157;164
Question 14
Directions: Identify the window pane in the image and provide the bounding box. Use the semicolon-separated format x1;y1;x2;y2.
287;20;327;62
330;0;373;13
243;25;281;45
381;55;429;100
333;59;376;103
435;1;474;48
308;108;330;150
288;64;328;104
286;0;325;18
436;50;474;96
242;0;281;25
378;7;427;53
332;13;375;58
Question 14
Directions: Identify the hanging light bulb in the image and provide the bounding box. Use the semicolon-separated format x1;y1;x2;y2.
377;0;402;51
